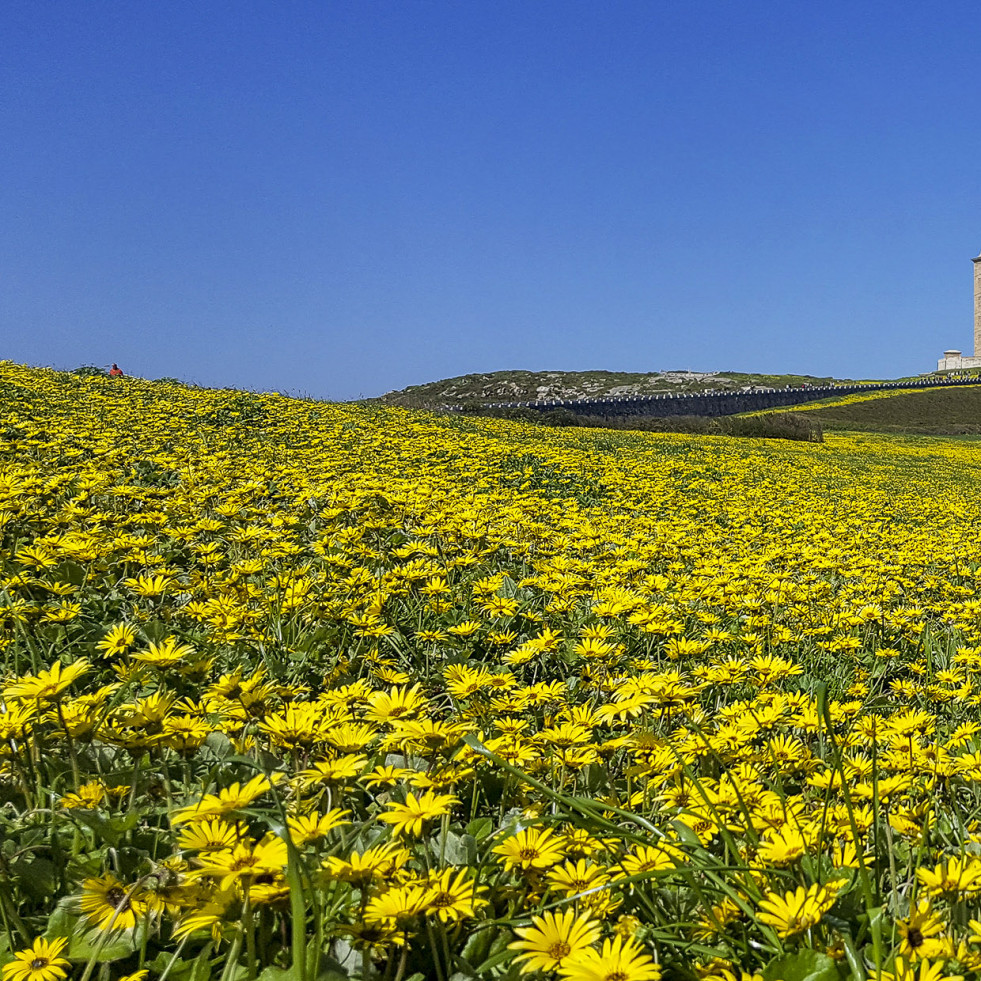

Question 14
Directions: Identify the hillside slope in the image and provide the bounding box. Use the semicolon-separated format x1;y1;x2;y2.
792;386;981;434
375;368;873;406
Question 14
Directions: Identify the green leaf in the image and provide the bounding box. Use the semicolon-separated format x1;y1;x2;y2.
187;946;217;980
458;925;497;971
71;809;123;847
42;898;76;941
43;897;141;963
261;951;352;981
141;621;172;643
148;945;215;981
466;817;493;841
54;561;86;586
10;857;56;899
585;763;608;792
473;931;515;973
202;731;232;758
259;968;297;981
435;830;477;865
74;927;140;963
669;819;703;849
762;950;843;981
309;960;353;981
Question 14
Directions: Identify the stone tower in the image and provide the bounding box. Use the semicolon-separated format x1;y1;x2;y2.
936;250;981;371
975;249;981;357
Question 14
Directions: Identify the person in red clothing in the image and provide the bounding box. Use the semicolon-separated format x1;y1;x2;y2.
108;364;124;378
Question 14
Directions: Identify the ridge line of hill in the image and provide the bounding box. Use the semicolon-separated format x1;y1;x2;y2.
374;368;919;407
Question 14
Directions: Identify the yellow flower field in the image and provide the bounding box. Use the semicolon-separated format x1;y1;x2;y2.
4;360;981;981
775;387;944;413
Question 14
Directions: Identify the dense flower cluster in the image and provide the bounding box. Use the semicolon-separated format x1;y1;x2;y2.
2;360;981;981
781;386;933;413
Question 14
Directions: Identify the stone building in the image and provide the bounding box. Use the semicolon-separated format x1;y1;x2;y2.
937;249;981;370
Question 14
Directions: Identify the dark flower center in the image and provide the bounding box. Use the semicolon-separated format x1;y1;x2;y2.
106;886;131;911
547;941;571;960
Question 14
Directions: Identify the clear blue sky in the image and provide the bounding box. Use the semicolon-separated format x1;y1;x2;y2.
2;1;980;399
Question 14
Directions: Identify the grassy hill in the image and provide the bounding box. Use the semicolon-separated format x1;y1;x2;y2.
375;368;886;406
375;367;981;437
782;385;981;434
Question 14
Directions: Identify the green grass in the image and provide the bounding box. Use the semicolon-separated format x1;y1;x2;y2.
797;386;981;435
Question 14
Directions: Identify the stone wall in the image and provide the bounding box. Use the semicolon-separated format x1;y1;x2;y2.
477;377;981;419
938;353;981;371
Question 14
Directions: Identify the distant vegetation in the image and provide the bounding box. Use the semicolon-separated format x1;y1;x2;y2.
376;368;882;407
460;402;825;442
385;368;981;440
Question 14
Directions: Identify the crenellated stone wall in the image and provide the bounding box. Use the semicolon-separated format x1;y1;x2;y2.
938;350;981;371
474;377;981;419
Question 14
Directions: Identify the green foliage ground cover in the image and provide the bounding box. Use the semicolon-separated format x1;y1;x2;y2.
788;387;981;435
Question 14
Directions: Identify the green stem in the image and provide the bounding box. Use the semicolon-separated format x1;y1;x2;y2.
393;936;409;981
243;888;257;981
424;920;445;981
0;880;30;947
56;700;81;789
219;931;243;981
156;935;192;981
